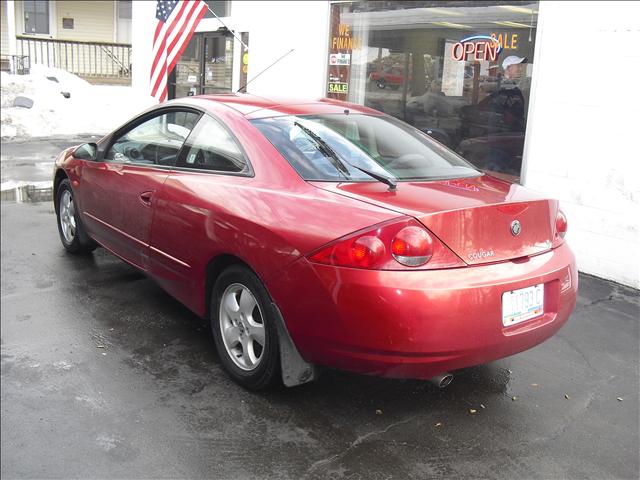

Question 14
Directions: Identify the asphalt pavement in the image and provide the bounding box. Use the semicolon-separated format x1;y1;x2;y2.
1;139;639;480
0;135;101;186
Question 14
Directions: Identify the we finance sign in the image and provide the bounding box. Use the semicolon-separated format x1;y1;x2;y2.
451;35;502;62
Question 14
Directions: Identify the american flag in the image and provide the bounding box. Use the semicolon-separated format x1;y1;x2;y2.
150;0;207;102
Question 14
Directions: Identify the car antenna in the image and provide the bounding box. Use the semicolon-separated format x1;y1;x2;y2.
237;48;295;93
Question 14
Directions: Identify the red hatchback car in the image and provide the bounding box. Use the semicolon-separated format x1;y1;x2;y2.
53;94;577;390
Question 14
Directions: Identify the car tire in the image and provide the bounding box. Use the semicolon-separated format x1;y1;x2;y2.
376;79;387;89
56;178;97;254
211;264;280;390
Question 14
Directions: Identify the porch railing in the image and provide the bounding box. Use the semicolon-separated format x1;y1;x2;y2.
16;36;132;79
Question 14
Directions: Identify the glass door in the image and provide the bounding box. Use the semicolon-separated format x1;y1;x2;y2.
174;34;203;98
202;33;234;94
171;32;233;99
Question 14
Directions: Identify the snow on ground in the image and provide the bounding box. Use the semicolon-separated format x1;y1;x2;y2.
1;65;155;139
1;180;51;190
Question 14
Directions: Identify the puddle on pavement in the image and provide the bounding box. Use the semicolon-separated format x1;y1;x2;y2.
1;184;53;203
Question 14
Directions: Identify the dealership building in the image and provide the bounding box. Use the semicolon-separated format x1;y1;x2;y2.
130;0;634;289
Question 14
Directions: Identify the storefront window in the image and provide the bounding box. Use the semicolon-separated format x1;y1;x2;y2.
327;1;538;183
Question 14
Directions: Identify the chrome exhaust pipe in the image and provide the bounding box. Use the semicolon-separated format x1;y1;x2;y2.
429;372;454;388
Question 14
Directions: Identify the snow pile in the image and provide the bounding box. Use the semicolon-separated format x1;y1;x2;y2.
1;180;52;190
1;64;155;138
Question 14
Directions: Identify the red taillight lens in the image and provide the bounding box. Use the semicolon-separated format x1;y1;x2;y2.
556;210;568;239
308;218;464;270
350;235;385;267
391;226;433;266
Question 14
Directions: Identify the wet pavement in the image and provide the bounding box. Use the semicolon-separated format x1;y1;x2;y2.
0;135;101;187
1;202;639;479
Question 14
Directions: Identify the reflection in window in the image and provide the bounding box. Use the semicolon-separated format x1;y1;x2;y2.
105;111;200;166
178;115;247;172
252;114;478;182
326;1;538;183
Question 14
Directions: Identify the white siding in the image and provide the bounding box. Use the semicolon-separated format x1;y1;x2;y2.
56;0;115;43
522;1;640;288
220;1;329;97
132;0;329;98
1;0;9;56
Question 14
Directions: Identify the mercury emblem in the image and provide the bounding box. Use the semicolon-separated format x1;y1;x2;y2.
510;220;522;236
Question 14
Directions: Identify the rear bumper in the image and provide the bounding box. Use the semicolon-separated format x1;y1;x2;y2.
269;243;578;379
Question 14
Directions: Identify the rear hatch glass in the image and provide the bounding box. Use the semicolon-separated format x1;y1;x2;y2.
251;113;479;182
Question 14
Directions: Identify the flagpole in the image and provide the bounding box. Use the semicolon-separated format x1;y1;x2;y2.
204;4;249;51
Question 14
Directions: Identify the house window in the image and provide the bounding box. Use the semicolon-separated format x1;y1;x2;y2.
204;1;230;18
23;0;49;35
117;0;133;44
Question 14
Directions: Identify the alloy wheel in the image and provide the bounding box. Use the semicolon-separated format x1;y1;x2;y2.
59;190;77;243
219;283;266;371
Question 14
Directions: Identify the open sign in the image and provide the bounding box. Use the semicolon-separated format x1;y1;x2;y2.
451;35;502;62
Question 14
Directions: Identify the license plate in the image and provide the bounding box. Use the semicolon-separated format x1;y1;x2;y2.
502;284;544;327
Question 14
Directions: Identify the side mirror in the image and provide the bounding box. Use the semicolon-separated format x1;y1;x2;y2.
73;143;98;161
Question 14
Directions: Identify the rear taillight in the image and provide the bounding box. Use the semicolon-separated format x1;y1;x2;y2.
555;210;568;239
308;218;464;270
349;235;385;268
391;226;433;266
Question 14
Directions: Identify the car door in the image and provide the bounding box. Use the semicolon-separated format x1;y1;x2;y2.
79;108;201;269
147;113;252;313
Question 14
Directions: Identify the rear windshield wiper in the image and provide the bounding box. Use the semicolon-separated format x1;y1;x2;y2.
293;121;397;190
294;121;350;178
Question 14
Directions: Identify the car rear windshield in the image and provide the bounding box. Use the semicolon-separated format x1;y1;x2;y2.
250;113;479;182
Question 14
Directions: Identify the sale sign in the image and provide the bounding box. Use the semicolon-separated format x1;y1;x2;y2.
328;82;348;94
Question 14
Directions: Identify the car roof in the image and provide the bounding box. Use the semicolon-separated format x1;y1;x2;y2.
185;93;383;119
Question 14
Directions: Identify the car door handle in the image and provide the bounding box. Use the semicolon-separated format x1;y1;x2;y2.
139;191;154;206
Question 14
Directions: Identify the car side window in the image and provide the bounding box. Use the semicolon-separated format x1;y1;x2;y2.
104;110;200;166
176;115;247;173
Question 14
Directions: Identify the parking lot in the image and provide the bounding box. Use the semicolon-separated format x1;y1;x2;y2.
1;196;637;479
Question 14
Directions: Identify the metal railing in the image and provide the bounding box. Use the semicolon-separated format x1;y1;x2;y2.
16;36;132;79
0;54;29;73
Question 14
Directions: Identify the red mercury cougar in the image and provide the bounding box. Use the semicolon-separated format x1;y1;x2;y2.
53;94;577;390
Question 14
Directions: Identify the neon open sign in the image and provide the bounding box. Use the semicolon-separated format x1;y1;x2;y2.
451;35;502;62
